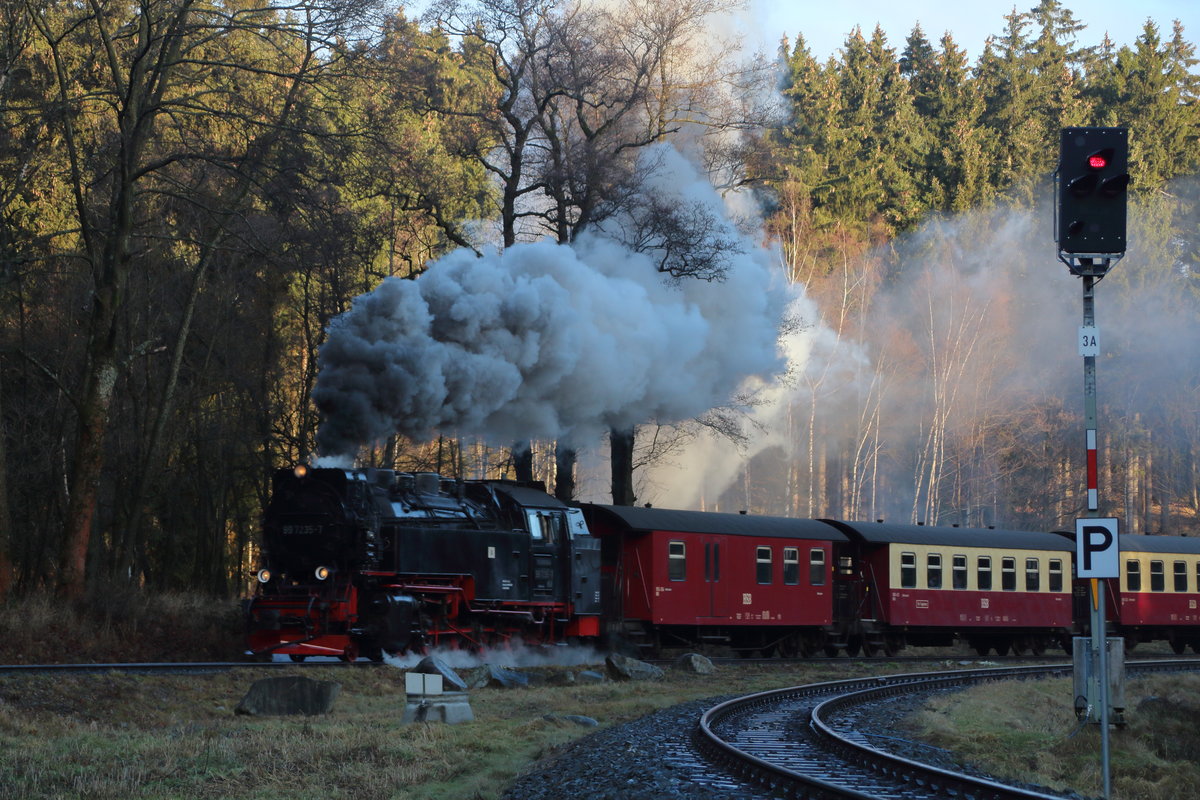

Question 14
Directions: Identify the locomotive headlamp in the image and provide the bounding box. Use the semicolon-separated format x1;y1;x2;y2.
256;569;272;583
294;464;309;478
314;565;331;581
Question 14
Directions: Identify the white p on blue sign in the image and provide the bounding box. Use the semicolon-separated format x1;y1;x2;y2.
1075;518;1119;578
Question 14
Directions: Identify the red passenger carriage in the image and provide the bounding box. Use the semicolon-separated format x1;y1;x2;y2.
1104;534;1200;653
826;521;1075;656
581;505;848;656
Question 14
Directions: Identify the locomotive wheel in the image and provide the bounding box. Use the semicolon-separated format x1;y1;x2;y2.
289;655;306;663
1171;639;1186;655
823;645;839;658
844;637;862;657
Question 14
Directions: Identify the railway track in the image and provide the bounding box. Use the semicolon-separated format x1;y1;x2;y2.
693;659;1200;800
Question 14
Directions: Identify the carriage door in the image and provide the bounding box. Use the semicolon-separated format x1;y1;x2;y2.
703;537;730;618
527;510;565;601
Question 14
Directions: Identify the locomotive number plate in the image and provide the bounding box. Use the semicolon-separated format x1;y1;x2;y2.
282;524;321;536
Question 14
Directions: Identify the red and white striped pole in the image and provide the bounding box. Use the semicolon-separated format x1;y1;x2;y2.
1086;429;1098;512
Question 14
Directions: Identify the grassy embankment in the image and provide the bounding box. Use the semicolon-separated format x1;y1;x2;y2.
907;672;1200;800
1;657;875;799
0;591;883;799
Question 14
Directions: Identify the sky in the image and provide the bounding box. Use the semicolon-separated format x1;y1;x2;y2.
738;0;1200;62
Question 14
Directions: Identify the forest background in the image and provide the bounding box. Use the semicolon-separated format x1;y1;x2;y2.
1;0;1197;602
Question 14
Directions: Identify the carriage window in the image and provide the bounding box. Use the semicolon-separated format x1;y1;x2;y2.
1001;557;1016;591
900;552;917;588
1049;559;1064;592
927;553;943;589
1175;561;1188;592
668;541;686;581
783;548;800;585
977;556;992;590
1025;558;1040;591
952;555;968;589
810;549;826;586
1150;561;1165;592
1126;560;1141;592
756;547;773;584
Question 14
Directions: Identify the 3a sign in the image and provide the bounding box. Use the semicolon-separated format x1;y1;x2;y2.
1075;518;1119;578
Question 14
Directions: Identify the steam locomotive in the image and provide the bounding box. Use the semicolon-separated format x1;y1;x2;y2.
245;465;600;661
245;465;1200;661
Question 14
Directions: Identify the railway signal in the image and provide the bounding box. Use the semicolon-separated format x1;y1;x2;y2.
1057;127;1129;272
1057;125;1131;800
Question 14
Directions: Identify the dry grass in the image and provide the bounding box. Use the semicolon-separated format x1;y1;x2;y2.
0;590;244;665
0;661;879;800
907;673;1200;799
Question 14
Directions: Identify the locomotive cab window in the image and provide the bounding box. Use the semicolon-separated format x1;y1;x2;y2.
756;547;773;585
526;510;564;544
952;555;967;590
668;541;686;581
810;549;827;586
927;553;943;589
977;556;992;590
783;548;800;585
1025;558;1040;591
1001;557;1016;591
900;552;917;589
1126;560;1141;592
1049;559;1064;592
1175;561;1188;592
1150;560;1165;592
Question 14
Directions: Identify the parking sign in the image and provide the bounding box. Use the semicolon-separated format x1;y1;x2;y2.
1075;518;1119;578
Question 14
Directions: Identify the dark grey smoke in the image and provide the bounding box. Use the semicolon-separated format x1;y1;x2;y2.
313;146;789;459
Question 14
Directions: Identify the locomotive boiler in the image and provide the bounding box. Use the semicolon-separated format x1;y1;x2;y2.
245;465;601;661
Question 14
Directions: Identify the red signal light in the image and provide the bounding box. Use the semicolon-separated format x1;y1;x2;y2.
1088;154;1108;169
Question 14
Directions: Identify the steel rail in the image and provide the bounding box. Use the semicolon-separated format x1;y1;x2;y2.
696;659;1200;800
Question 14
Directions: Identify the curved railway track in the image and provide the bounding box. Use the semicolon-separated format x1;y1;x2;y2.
694;659;1200;800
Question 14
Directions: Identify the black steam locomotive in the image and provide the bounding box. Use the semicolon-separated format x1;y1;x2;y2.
245;465;601;661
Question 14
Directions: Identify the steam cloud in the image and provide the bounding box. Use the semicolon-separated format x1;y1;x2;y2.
313;145;789;459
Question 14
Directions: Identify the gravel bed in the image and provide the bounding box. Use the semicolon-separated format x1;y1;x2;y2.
501;684;1087;800
500;694;767;800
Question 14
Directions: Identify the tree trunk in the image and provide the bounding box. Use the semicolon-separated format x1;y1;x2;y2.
0;369;12;598
609;427;635;506
59;355;119;598
513;441;533;482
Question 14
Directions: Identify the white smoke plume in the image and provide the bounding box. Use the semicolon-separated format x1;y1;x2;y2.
313;145;790;459
381;640;606;669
